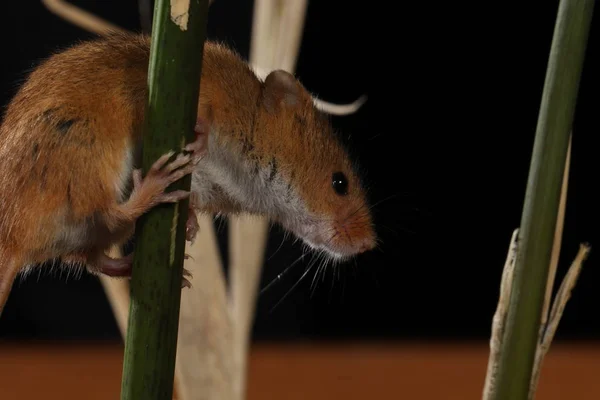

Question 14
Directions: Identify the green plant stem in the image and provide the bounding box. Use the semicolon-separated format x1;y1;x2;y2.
120;1;209;399
490;1;594;399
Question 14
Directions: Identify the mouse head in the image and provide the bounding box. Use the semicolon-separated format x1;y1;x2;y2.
252;70;377;261
193;61;377;262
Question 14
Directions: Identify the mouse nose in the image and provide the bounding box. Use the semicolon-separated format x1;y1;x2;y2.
356;235;377;254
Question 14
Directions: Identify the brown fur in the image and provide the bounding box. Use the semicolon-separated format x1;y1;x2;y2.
0;32;376;314
196;41;375;253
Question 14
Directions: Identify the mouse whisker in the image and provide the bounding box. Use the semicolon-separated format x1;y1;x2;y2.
266;231;287;262
384;222;415;237
309;252;329;297
269;255;318;313
344;203;368;221
309;262;322;296
369;193;402;208
259;251;308;296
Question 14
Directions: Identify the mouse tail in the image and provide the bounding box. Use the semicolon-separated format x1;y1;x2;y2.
0;252;23;317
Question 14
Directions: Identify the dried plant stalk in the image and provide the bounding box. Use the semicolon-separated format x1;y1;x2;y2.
486;1;594;398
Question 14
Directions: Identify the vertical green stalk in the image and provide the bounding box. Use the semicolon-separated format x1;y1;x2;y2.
120;1;209;399
490;1;594;399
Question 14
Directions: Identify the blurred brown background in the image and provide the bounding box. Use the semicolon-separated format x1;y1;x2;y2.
3;342;600;399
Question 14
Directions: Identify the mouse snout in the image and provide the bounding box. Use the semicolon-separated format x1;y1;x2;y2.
330;203;377;255
356;235;376;254
346;225;376;255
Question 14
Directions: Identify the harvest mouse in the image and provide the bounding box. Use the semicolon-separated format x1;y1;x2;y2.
0;32;377;315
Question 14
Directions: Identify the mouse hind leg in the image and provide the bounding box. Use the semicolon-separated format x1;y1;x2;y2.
80;145;205;288
58;131;209;288
94;251;193;289
62;250;192;288
61;251;133;278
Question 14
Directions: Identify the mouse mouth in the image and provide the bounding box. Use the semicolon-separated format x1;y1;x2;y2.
300;237;355;262
282;217;376;262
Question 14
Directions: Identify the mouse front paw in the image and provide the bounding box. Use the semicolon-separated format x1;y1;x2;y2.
132;150;196;208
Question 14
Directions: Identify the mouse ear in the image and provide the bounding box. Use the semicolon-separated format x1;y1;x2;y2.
262;70;300;113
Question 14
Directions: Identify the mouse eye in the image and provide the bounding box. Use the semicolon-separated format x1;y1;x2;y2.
332;172;348;196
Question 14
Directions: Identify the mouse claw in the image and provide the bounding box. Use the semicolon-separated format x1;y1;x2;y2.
186;208;200;243
181;277;192;289
181;268;193;289
164;153;192;173
151;151;177;172
184;140;205;156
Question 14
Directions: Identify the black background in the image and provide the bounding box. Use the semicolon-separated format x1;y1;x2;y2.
0;0;598;343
